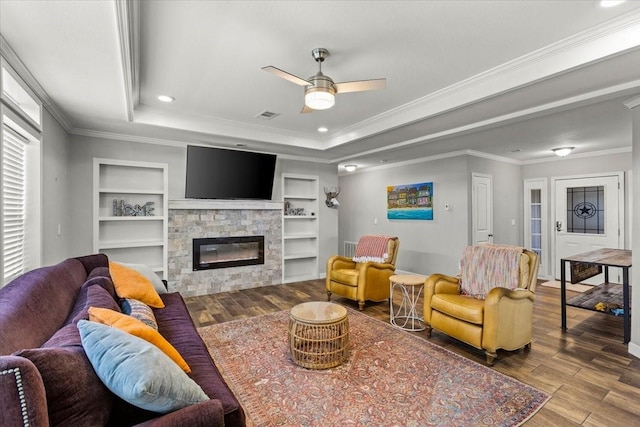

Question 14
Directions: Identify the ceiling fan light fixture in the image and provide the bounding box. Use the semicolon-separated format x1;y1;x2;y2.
552;147;574;157
305;89;335;110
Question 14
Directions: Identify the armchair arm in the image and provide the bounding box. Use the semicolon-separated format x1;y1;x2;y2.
356;262;396;302
423;274;460;325
482;287;536;354
326;255;357;292
0;355;49;427
326;255;356;272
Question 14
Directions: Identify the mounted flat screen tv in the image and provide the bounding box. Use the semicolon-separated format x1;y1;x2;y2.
185;146;277;200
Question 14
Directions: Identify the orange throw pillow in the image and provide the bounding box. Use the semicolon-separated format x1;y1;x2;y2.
109;261;164;308
88;307;190;373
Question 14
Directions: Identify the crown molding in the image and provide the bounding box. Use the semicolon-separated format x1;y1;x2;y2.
338;146;633;176
115;0;139;122
331;79;640;166
328;9;640;149
70;127;330;163
0;34;73;132
338;149;521;176
624;94;640;109
521;146;631;165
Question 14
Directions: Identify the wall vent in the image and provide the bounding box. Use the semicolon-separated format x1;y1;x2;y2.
255;111;280;120
344;241;357;258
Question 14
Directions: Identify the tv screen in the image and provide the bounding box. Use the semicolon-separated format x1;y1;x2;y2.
185;146;277;200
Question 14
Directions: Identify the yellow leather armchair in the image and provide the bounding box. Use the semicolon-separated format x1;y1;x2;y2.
326;237;399;310
423;248;539;365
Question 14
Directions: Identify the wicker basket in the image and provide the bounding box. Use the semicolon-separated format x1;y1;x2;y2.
288;302;349;369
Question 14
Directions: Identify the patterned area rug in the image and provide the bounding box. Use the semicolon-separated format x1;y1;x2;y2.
199;309;550;427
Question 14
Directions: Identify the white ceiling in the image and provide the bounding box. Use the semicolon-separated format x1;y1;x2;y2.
1;0;640;171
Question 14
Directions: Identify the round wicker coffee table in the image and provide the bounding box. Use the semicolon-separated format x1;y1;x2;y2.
288;301;349;369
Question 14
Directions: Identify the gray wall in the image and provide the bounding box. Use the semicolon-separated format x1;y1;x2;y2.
338;155;470;276
336;153;549;277
67;135;339;279
42;109;72;264
468;156;523;245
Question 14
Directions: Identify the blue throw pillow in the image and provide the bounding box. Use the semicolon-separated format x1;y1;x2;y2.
77;320;209;413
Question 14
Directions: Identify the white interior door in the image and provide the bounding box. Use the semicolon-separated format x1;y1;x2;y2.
472;173;493;245
554;174;622;284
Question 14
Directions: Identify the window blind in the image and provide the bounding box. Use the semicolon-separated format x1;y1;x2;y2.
2;125;26;282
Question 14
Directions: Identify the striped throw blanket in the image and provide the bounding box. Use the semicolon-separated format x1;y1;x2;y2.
459;244;523;298
352;235;394;263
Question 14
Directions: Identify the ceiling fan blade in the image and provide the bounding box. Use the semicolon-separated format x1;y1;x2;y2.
334;78;386;94
262;66;311;87
301;104;314;114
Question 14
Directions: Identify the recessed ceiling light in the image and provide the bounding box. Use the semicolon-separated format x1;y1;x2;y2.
599;0;626;7
344;164;357;172
157;95;175;103
317;126;328;133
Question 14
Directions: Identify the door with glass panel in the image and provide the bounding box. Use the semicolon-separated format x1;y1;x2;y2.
554;174;622;284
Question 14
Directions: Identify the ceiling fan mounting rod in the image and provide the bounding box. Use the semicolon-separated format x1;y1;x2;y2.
312;48;329;73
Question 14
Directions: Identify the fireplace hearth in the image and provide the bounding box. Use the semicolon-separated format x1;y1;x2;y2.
193;236;265;271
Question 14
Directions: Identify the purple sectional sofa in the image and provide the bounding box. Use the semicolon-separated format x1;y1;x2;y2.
0;254;245;427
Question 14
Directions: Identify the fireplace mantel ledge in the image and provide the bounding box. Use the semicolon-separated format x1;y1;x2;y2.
169;199;283;210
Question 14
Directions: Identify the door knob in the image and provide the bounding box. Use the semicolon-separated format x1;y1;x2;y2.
556;221;562;232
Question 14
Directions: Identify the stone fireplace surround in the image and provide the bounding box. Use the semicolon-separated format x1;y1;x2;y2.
168;199;282;297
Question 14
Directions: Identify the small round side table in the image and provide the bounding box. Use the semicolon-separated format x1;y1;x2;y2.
288;301;350;369
389;274;427;331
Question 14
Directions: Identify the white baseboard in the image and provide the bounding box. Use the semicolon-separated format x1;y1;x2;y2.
629;341;640;359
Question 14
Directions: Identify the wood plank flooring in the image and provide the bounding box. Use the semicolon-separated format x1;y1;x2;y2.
184;280;640;426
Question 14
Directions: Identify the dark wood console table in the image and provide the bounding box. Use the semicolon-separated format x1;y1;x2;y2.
560;248;631;343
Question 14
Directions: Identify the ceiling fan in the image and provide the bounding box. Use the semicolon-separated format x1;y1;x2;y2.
262;48;386;113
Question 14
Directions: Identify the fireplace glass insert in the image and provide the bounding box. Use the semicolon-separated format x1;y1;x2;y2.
193;236;264;271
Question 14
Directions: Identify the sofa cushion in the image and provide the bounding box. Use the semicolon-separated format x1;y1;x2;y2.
88;307;191;373
331;269;359;286
44;284;121;348
0;258;87;355
121;298;158;330
14;346;113;427
78;320;209;414
154;292;245;427
431;294;485;325
109;261;165;308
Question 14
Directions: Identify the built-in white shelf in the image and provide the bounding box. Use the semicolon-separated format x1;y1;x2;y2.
284;233;318;240
93;158;168;279
99;188;165;195
98;216;165;222
282;173;319;283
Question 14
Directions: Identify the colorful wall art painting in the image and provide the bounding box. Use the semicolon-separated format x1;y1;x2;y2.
387;182;433;220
